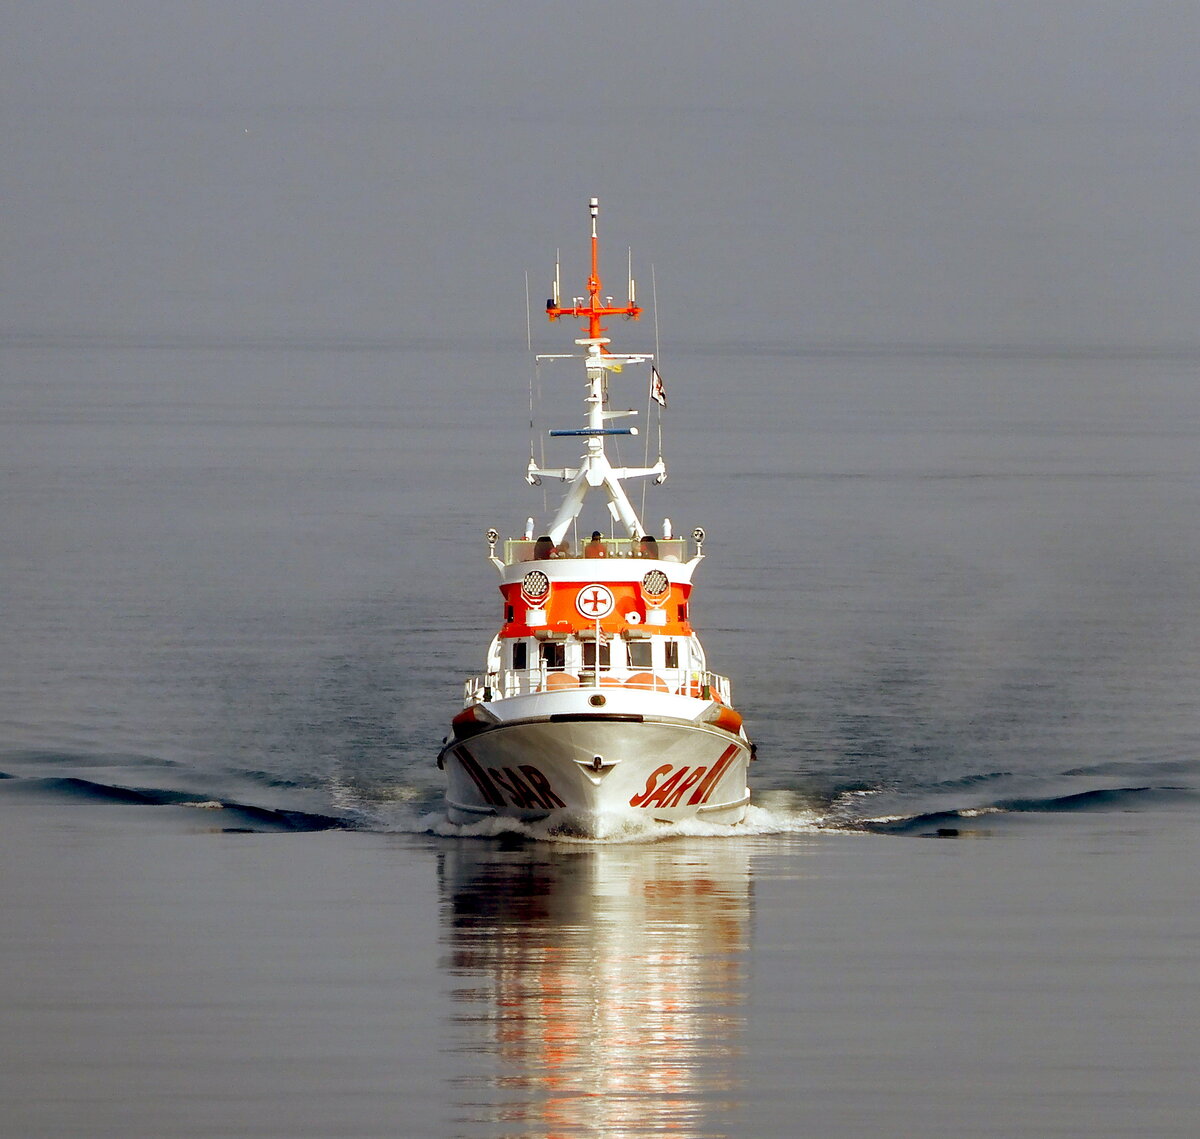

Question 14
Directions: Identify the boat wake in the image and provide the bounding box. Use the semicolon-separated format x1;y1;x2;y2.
383;801;824;844
6;746;1196;841
0;749;354;833
855;784;1200;835
0;771;349;831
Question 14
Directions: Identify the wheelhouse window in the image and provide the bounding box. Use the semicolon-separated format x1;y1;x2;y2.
582;642;611;670
511;641;528;670
541;642;566;671
664;640;680;670
627;640;653;670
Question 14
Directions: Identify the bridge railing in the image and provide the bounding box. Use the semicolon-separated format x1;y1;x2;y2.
462;667;731;705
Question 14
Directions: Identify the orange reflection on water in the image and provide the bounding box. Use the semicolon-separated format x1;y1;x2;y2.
440;840;751;1137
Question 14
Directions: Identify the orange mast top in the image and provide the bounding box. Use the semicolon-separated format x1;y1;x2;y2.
545;197;640;340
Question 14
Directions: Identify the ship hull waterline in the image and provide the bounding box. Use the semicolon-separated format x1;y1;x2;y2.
439;715;751;837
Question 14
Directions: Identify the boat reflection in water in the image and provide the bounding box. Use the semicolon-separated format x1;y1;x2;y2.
439;840;751;1136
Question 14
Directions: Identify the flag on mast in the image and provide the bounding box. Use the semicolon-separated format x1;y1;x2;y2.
650;366;667;408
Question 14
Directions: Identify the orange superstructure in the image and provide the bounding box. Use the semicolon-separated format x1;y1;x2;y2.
499;577;692;639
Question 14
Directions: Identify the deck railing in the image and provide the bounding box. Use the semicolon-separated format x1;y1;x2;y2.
463;666;732;705
504;537;689;564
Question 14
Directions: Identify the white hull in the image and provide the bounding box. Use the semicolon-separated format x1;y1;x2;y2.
438;692;750;837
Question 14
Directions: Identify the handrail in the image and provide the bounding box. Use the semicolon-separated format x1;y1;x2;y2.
463;667;731;704
504;536;688;564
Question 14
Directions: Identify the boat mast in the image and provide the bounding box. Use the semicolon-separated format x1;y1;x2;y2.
546;196;641;341
538;198;664;545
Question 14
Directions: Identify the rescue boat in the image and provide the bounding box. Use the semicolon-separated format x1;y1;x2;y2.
437;197;752;837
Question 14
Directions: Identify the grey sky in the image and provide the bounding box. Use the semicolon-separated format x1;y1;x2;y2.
3;1;1198;348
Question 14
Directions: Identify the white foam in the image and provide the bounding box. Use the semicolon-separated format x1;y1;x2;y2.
373;801;826;845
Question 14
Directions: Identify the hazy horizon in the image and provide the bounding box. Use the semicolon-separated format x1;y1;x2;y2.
4;2;1200;352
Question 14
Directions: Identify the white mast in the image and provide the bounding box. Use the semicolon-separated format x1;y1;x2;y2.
536;198;665;544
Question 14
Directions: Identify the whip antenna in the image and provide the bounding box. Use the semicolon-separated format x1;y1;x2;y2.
641;263;664;520
651;262;661;364
524;270;532;352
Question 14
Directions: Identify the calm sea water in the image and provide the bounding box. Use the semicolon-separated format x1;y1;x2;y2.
2;338;1199;1136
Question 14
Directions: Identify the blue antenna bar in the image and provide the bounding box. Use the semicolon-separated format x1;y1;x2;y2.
549;428;637;437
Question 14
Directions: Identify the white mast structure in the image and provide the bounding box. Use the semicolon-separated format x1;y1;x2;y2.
530;197;665;546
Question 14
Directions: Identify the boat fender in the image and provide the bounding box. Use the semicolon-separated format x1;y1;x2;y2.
701;702;744;735
451;704;500;740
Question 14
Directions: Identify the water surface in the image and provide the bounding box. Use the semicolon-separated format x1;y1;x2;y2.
2;339;1198;1135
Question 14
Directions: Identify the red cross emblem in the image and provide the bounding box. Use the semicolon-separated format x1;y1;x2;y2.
575;584;615;619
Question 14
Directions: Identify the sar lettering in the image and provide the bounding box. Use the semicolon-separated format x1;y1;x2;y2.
629;764;673;807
